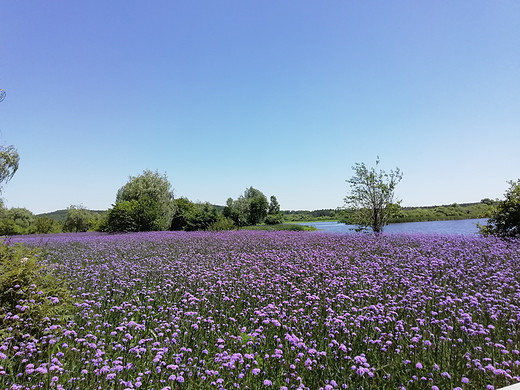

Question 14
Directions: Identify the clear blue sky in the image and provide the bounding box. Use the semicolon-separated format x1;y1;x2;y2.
1;1;519;214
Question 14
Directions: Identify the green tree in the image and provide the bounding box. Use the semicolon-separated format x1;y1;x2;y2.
223;197;249;227
0;89;19;194
106;200;138;232
63;205;92;232
265;195;284;225
224;187;269;227
33;216;60;234
171;198;228;231
170;198;198;231
344;157;403;233
244;187;268;225
185;203;221;231
0;145;19;194
0;207;35;235
480;180;520;239
116;170;174;230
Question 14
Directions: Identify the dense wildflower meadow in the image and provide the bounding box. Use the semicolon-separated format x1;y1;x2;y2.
1;231;520;390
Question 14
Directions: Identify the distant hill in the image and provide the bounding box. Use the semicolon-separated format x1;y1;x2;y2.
37;209;106;222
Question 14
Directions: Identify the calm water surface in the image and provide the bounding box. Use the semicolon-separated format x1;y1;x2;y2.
299;218;488;235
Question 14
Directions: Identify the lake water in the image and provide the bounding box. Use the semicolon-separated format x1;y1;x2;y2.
299;218;488;235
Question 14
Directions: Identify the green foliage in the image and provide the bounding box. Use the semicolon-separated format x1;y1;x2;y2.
0;207;35;235
171;198;228;231
0;145;19;193
391;201;494;223
184;203;221;231
480;180;520;238
223;197;249;227
264;213;284;225
345;157;403;233
32;216;61;234
208;216;235;231
62;205;92;232
224;187;270;227
283;209;339;222
116;169;174;230
0;243;76;342
88;211;108;232
134;195;167;231
36;209;105;224
170;198;198;231
106;200;139;232
265;195;284;225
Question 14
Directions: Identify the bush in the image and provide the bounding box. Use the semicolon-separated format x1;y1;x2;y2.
32;216;60;234
265;213;284;225
0;243;76;342
106;196;169;233
480;179;520;238
208;216;235;231
0;207;35;235
106;200;139;232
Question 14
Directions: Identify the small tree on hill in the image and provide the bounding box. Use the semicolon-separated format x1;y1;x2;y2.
344;157;403;233
480;179;520;239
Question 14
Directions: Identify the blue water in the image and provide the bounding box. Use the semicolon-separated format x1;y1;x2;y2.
299;218;488;235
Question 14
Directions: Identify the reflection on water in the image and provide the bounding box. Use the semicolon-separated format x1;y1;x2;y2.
299;219;488;235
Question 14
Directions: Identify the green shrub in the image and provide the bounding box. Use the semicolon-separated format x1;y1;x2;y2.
106;200;139;232
265;213;284;225
480;180;520;238
32;216;60;234
0;243;76;342
209;216;235;231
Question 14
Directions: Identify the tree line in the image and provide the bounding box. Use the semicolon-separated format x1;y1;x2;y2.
0;170;285;235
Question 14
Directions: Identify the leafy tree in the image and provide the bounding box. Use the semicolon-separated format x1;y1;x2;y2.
480;180;520;239
0;145;19;193
344;157;403;233
0;207;35;235
224;187;269;226
265;195;284;225
134;195;167;231
184;203;221;231
63;205;92;233
170;198;198;231
248;196;268;225
106;200;138;232
171;198;228;231
0;89;19;194
223;197;249;227
33;216;60;234
116;170;174;230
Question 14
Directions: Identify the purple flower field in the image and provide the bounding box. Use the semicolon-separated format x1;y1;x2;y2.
2;231;520;390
